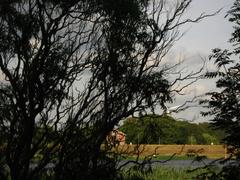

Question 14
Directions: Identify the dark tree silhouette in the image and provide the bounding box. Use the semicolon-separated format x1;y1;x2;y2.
200;0;240;179
0;0;209;179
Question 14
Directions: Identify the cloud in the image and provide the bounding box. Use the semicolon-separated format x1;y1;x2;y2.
156;0;235;122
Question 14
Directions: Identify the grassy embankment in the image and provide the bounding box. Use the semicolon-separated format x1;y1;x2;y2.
113;144;227;159
122;166;210;180
123;165;218;180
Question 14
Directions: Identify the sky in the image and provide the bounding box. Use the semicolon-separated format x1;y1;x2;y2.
164;0;235;122
0;0;235;123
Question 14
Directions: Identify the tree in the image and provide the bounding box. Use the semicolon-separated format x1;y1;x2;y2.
0;0;209;179
120;115;222;145
200;0;240;178
120;115;178;144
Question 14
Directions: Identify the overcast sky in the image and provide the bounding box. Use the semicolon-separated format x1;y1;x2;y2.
0;0;235;123
163;0;235;122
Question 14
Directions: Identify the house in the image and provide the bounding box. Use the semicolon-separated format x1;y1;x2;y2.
107;129;126;146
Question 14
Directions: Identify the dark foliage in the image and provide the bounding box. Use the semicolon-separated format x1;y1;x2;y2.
199;0;240;178
0;0;208;179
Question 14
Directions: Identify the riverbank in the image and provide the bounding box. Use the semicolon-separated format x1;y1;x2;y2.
112;144;227;159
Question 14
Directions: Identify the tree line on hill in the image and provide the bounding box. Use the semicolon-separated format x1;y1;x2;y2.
120;114;225;145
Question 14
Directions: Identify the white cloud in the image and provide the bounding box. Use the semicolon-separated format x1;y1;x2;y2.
158;0;235;122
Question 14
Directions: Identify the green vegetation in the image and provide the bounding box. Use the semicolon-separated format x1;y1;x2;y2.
120;155;196;161
198;0;240;178
1;0;208;179
120;114;224;145
201;1;240;158
122;166;209;180
0;0;235;179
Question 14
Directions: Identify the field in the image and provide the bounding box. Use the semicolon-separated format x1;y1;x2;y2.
113;144;227;159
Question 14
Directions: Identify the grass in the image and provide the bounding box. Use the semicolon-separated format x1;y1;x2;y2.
151;155;196;160
122;166;210;180
119;154;196;161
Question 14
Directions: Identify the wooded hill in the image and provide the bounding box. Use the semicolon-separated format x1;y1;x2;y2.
120;115;225;145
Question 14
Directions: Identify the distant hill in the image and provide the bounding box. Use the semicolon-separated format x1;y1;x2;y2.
119;114;225;145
